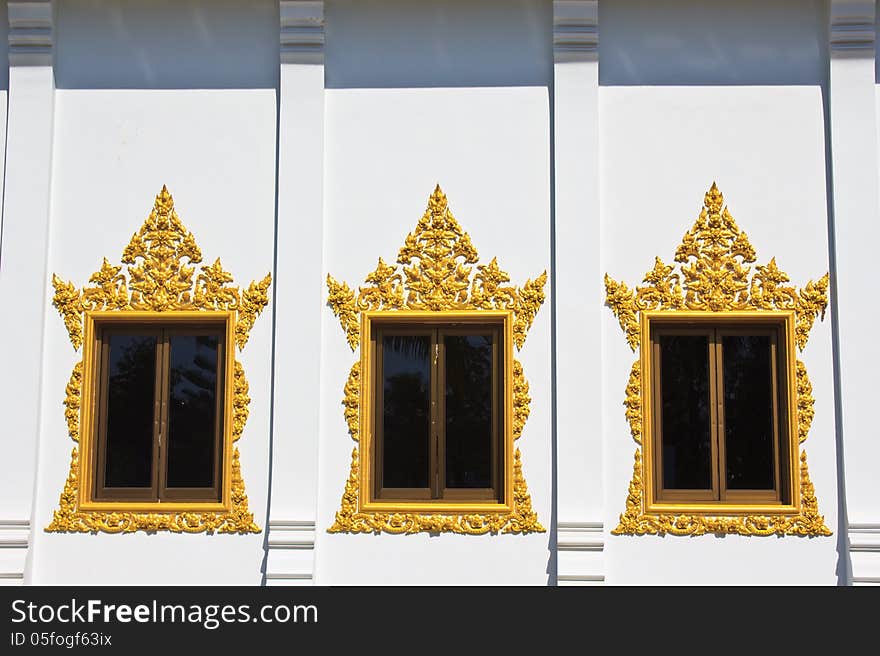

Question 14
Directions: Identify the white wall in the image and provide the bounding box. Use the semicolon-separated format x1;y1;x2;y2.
315;0;552;585
28;0;277;585
598;0;839;584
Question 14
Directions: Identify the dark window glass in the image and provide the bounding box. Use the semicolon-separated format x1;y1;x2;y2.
723;335;775;490
104;334;157;488
445;335;492;489
166;334;220;489
382;335;431;489
659;335;712;490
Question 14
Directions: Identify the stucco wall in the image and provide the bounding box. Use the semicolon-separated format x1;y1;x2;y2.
0;0;873;586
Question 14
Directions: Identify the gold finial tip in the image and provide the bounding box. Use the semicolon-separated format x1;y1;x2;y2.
428;184;448;212
155;185;174;212
704;181;724;211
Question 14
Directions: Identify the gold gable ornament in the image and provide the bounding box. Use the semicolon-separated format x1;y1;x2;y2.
326;185;547;535
47;186;271;534
604;182;831;537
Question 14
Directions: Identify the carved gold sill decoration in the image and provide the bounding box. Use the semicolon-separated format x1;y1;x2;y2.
326;185;547;535
605;183;831;537
46;186;271;534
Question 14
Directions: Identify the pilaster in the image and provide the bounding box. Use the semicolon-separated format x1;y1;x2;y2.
552;0;604;585
0;0;54;584
267;0;325;586
828;0;880;584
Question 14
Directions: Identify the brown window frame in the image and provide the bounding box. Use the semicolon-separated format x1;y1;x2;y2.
91;322;226;504
371;322;504;505
650;322;790;506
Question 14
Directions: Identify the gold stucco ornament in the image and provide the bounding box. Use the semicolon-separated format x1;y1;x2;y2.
46;186;271;534
326;185;547;535
605;182;831;537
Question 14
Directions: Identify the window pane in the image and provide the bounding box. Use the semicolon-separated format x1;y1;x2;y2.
382;335;431;489
659;335;712;490
105;334;157;488
166;334;220;488
445;334;493;489
723;335;775;490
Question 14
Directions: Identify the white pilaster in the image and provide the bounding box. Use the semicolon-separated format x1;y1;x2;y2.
0;0;53;584
849;523;880;585
828;0;880;585
280;0;324;65
552;0;604;585
267;0;324;586
0;520;29;586
556;521;604;585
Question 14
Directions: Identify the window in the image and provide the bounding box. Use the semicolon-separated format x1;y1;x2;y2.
645;316;796;509
362;313;510;510
86;317;229;505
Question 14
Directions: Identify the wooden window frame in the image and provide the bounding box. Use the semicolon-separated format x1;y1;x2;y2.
641;311;800;516
359;311;515;515
78;311;235;513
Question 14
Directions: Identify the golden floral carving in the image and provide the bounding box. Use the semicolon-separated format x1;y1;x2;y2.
64;362;83;444
796;360;814;444
606;183;831;537
512;360;531;441
46;186;270;535
327;185;546;535
624;361;642;445
326;276;360;351
51;276;86;351
795;274;830;351
231;361;249;443
51;185;272;350
328;446;544;536
604;275;640;350
612;448;830;537
326;185;547;352
343;362;360;443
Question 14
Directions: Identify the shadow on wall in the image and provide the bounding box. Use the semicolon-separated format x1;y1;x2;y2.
54;0;279;89
324;0;552;89
599;0;827;86
0;0;7;91
877;0;880;85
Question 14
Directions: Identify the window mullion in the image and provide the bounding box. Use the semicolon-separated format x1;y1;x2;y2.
155;330;170;501
431;328;446;499
713;329;726;502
